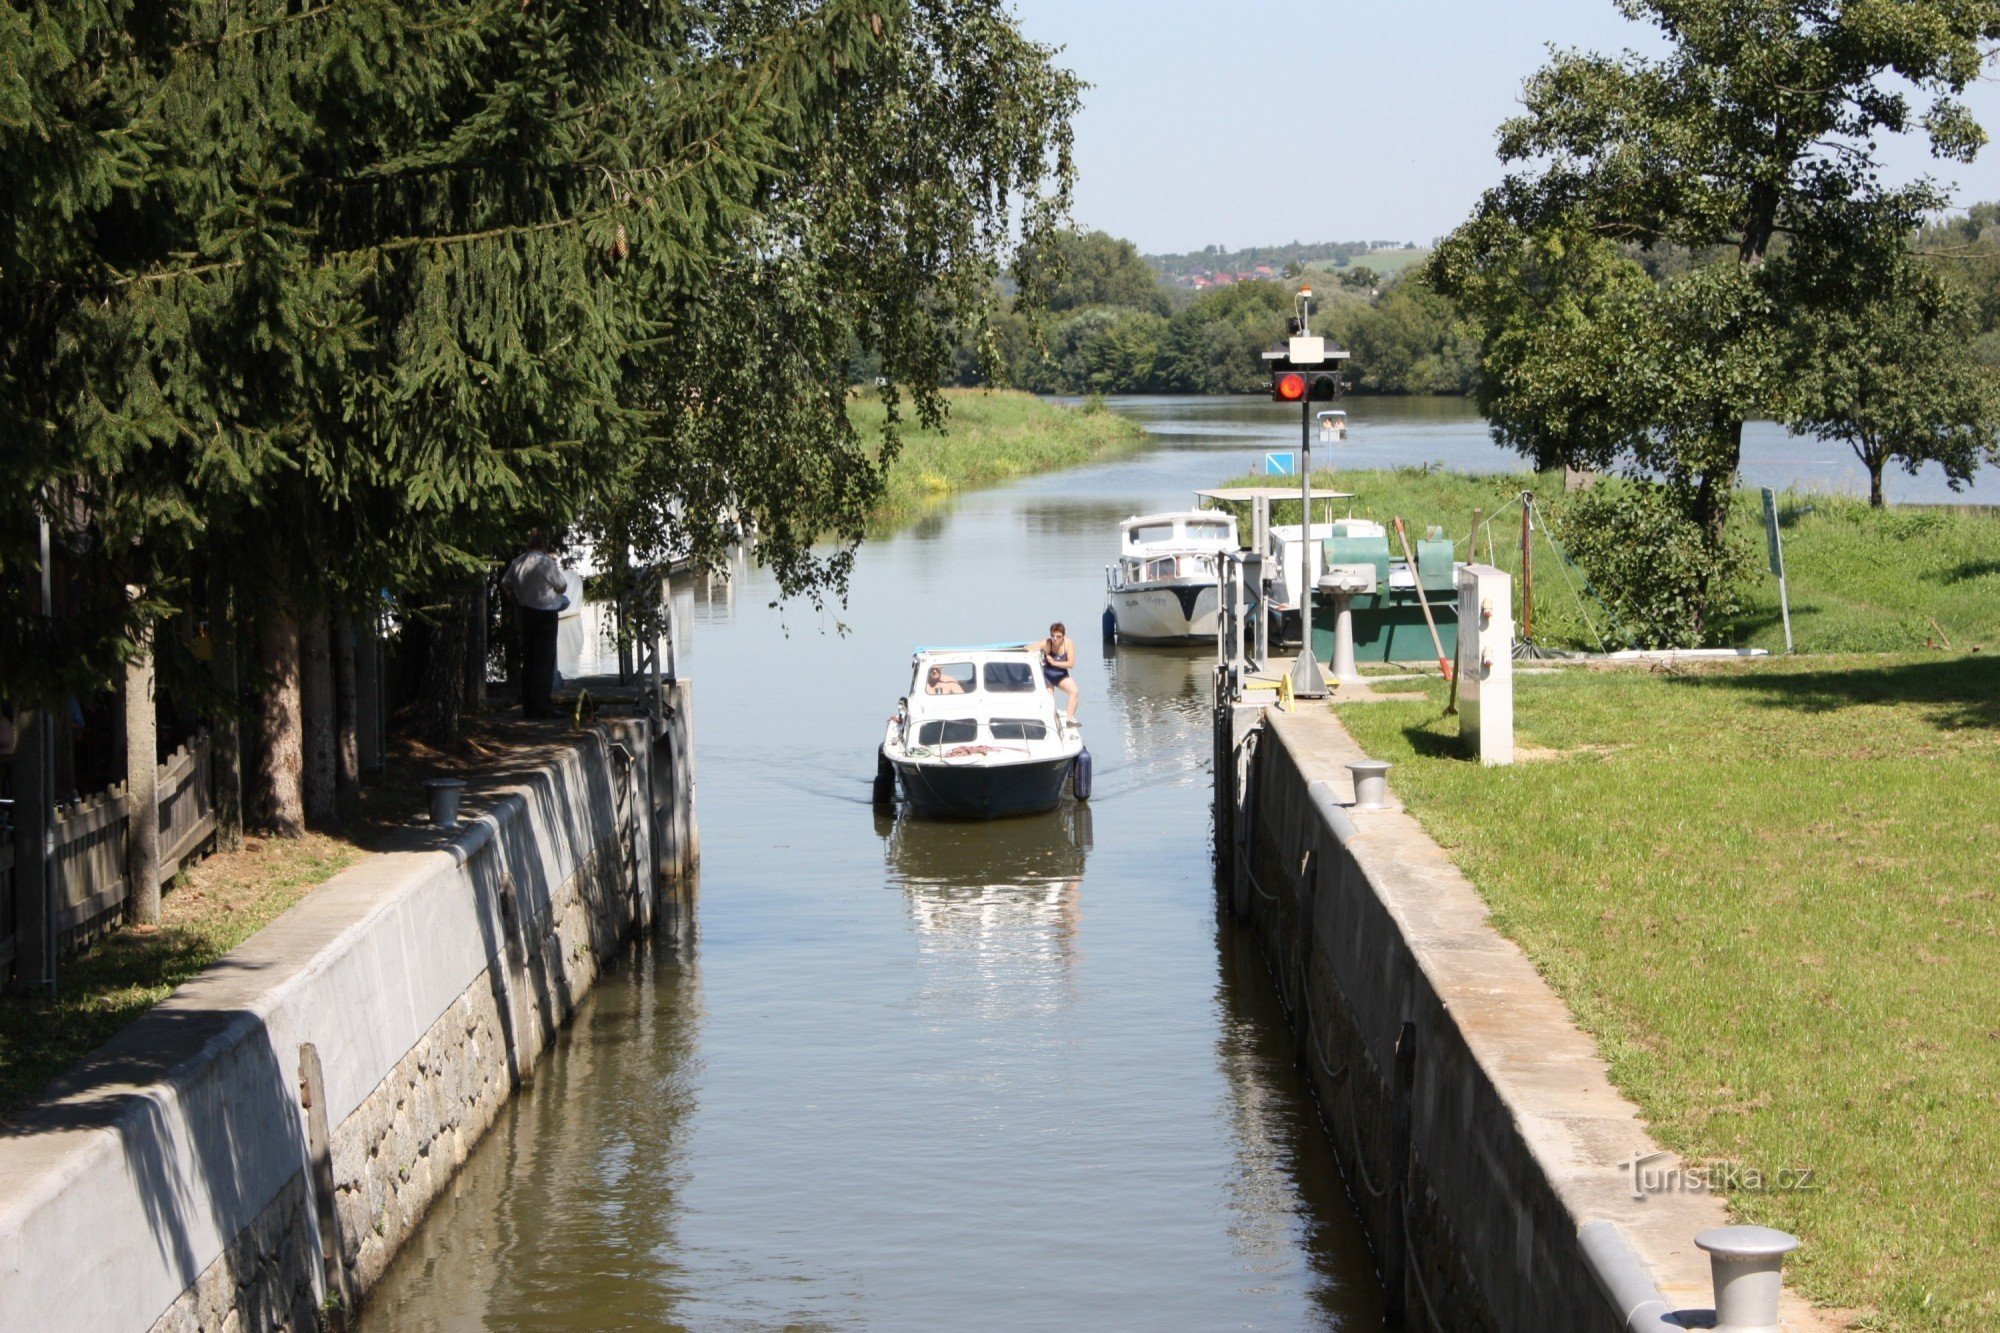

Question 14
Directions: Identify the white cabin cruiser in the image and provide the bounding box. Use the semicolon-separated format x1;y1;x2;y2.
1103;511;1238;645
877;646;1090;819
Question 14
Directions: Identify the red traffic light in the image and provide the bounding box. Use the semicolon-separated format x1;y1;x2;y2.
1272;371;1308;402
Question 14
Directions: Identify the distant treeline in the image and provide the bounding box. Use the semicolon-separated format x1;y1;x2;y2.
1145;238;1420;280
957;230;1475;396
943;215;2000;399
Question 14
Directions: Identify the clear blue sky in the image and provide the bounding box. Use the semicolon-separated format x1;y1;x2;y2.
1006;0;2000;254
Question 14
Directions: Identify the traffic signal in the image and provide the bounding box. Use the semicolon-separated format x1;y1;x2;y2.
1270;368;1342;402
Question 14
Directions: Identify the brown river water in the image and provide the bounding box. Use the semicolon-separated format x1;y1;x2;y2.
355;397;1540;1331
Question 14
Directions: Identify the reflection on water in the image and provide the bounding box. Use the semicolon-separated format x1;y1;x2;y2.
882;804;1090;1003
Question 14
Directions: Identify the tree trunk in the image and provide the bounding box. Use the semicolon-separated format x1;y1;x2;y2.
125;632;162;925
300;609;337;828
333;610;361;798
463;583;488;715
418;594;473;745
257;595;307;837
208;577;244;853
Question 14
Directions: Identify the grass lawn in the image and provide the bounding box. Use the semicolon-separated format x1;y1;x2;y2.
1334;655;2000;1328
853;387;1146;528
1208;467;2000;655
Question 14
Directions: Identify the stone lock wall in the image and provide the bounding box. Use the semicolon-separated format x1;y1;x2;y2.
0;710;697;1333
1218;705;1825;1332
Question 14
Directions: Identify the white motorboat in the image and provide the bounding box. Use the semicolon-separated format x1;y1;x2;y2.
1102;511;1238;645
876;646;1090;819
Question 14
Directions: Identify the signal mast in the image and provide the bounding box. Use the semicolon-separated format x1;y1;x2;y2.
1261;287;1350;698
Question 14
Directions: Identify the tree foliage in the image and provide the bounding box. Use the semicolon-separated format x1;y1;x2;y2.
1785;255;1999;505
1;0;1081;708
1430;0;2000;632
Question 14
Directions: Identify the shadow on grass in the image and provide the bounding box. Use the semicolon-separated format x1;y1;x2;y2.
1401;716;1476;761
1669;655;2000;729
1944;557;2000;584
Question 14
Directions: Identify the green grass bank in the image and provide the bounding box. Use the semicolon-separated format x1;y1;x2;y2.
1210;466;2000;654
856;388;1145;529
1334;657;2000;1328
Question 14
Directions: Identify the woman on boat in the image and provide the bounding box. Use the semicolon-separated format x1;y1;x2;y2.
1025;623;1079;720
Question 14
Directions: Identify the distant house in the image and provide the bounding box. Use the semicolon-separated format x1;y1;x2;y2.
1253;264;1274;276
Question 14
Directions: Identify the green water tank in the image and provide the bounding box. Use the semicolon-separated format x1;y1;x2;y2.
1416;538;1457;593
1324;536;1391;588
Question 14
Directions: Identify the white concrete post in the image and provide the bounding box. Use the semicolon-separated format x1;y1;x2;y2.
1456;564;1514;766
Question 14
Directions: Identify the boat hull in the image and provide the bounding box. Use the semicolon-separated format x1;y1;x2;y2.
1106;583;1219;645
893;753;1077;820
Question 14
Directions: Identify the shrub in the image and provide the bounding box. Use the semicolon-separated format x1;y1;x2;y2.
1551;481;1757;648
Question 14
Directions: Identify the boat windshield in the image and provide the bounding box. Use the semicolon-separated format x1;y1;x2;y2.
989;718;1047;740
983;661;1036;693
916;719;977;745
1129;522;1175;545
1185;518;1231;541
922;661;976;695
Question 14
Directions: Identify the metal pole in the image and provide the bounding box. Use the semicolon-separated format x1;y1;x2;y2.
37;506;57;992
1288;396;1329;697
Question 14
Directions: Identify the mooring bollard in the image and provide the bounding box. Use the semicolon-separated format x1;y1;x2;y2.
424;776;467;830
1695;1226;1799;1333
1347;758;1391;809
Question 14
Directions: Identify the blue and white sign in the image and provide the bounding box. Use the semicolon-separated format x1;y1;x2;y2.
1264;451;1296;476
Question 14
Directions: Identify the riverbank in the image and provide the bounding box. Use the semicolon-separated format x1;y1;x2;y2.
856;388;1146;528
1334;655;1999;1328
1208;466;2000;652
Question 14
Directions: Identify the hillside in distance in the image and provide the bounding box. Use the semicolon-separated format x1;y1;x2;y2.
1145;239;1426;287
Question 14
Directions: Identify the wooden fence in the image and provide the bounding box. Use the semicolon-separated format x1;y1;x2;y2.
0;732;217;972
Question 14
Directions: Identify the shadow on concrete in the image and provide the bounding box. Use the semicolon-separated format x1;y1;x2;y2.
2;992;311;1322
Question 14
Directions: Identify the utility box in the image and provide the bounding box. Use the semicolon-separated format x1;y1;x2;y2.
1456;564;1514;765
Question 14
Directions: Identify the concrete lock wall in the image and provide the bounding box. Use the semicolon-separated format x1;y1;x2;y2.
0;703;698;1333
1218;704;1825;1332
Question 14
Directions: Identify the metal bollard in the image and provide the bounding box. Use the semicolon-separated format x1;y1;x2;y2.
424;776;466;830
1695;1226;1799;1333
1346;759;1392;809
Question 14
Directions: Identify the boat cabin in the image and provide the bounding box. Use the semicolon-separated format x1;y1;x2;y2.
1114;512;1238;585
900;647;1062;750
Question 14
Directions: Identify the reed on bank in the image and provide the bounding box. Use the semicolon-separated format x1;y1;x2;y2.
857;389;1146;529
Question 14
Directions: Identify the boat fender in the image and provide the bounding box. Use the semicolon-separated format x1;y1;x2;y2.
1072;747;1093;802
872;747;896;808
1101;606;1117;641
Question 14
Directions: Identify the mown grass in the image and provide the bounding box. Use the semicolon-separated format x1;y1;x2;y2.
854;388;1147;529
1335;656;2000;1328
1210;467;2000;654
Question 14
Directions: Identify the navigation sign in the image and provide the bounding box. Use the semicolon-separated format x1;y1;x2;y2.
1761;487;1785;577
1265;451;1296;476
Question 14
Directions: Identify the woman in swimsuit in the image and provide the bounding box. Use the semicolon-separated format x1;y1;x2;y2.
1026;622;1078;720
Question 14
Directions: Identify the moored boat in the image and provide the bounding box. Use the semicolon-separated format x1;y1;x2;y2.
877;646;1089;819
1103;511;1238;645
